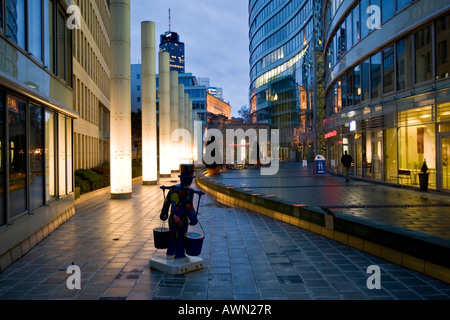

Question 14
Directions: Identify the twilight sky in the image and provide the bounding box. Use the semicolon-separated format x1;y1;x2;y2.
130;0;250;117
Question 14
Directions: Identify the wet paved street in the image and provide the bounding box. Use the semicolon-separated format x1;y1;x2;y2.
0;172;449;301
211;162;450;240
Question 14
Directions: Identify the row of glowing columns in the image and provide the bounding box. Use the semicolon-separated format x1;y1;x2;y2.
109;1;195;198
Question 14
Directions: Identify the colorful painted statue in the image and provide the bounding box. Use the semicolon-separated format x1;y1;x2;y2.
160;164;201;260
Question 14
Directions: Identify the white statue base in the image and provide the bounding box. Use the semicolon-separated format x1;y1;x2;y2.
149;254;204;275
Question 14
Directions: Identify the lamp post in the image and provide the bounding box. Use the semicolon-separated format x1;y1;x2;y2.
110;0;132;199
141;21;158;185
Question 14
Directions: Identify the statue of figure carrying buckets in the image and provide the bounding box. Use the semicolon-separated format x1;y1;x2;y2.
159;164;204;262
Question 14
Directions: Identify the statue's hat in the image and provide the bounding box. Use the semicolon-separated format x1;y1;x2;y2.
179;164;195;179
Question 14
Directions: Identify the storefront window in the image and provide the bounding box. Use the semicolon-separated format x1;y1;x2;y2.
436;15;450;80
30;105;44;211
398;106;436;189
66;118;73;194
8;96;27;217
415;25;433;83
384;127;398;183
396;36;413;90
58;114;66;196
45;110;56;201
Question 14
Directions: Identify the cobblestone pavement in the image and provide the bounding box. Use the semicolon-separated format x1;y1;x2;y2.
0;174;449;301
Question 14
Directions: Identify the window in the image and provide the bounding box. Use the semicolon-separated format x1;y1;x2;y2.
396;0;410;11
341;75;347;109
56;7;66;81
8;96;27;217
0;92;4;226
352;3;360;44
28;0;43;62
353;65;361;104
6;0;26;49
383;45;395;93
346;69;353;106
360;0;370;39
66;118;72;194
381;0;394;23
415;25;433;83
371;52;382;99
46;0;54;71
58;114;66;196
45;110;56;201
30;105;45;211
361;59;370;101
436;15;450;80
346;12;353;50
397;36;413;90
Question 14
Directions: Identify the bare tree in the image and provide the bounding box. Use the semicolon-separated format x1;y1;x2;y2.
238;105;252;124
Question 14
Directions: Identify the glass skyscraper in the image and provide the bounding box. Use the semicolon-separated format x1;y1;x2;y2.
160;31;185;73
249;0;323;161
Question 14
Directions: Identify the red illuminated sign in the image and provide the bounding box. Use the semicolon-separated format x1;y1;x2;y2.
324;130;337;139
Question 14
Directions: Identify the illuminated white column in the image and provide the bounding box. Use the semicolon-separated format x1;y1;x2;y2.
170;70;179;171
110;0;132;199
178;84;186;163
159;51;172;177
141;21;158;185
184;92;191;162
189;99;194;160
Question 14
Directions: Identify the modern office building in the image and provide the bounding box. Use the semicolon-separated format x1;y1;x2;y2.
322;0;450;192
72;0;111;171
249;0;324;161
0;0;77;271
160;31;185;73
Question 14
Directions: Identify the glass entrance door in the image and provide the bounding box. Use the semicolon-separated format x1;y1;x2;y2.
441;136;450;192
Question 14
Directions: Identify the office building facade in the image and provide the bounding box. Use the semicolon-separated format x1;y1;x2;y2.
72;0;110;171
322;0;450;192
0;0;77;271
249;0;324;161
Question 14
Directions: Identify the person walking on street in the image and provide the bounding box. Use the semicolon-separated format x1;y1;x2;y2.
341;151;353;182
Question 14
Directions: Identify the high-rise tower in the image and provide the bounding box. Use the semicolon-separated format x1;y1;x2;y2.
159;10;185;73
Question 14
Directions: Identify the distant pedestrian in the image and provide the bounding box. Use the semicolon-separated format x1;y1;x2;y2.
341;151;353;182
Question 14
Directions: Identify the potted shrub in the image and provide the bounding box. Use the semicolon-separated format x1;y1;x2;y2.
418;160;429;191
